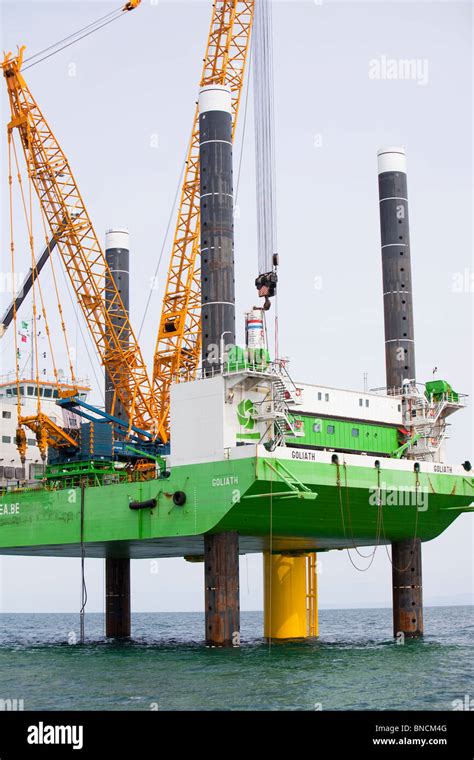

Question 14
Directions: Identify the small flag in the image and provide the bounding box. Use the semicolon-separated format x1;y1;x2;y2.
21;320;28;330
21;335;27;343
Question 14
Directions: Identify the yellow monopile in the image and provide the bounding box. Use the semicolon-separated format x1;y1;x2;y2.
263;552;318;639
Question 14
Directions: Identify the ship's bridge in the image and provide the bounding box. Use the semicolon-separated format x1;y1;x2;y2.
0;374;89;402
0;375;90;486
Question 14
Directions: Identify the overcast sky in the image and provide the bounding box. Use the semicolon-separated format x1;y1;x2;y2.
0;0;472;617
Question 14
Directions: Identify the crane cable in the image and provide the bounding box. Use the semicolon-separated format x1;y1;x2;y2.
22;4;133;71
252;0;279;358
137;155;186;341
253;0;277;276
7;132;21;422
58;265;106;405
38;204;78;389
11;136;64;405
137;37;253;342
80;484;87;644
10;137;41;416
234;40;253;208
138;8;254;341
9;130;88;461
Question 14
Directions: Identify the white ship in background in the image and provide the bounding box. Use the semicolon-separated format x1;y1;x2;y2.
0;303;91;485
0;375;89;485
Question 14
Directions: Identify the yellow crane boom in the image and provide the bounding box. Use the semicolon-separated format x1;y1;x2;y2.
152;0;254;435
2;46;164;441
3;0;253;449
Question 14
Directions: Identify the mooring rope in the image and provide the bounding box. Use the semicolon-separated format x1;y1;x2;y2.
342;461;380;560
335;461;381;572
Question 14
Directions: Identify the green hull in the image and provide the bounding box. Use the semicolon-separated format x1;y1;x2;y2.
0;452;472;557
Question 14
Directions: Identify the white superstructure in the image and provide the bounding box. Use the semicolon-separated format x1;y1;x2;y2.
169;357;466;467
0;376;89;485
290;382;403;426
170;361;404;467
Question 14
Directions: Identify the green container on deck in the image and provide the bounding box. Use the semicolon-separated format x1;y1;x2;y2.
425;380;459;402
226;345;270;373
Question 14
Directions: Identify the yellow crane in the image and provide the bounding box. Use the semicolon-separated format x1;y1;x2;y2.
2;0;254;455
152;0;254;437
2;31;165;447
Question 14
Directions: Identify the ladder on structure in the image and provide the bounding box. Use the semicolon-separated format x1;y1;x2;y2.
306;552;318;637
254;364;305;450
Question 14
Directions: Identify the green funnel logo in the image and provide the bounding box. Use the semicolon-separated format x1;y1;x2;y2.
237;399;256;429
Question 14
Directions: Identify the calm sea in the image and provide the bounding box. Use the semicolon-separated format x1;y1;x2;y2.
0;606;472;711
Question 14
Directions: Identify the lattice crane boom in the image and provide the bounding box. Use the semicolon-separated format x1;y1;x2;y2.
152;0;254;435
2;47;165;441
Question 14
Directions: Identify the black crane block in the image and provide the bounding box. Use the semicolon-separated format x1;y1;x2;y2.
255;270;278;310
